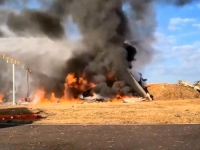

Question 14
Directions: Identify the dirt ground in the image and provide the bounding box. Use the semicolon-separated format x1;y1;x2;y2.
148;84;200;100
0;84;200;124
0;98;200;124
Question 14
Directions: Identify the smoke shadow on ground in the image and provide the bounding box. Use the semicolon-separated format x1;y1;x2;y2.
0;106;43;127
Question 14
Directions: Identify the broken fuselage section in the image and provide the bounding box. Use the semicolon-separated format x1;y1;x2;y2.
80;41;152;102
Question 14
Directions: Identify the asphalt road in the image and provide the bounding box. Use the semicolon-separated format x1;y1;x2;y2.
0;124;200;150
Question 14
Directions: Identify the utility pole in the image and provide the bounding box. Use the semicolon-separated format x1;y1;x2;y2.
11;59;20;105
25;67;31;98
26;70;29;98
1;53;20;105
12;63;15;105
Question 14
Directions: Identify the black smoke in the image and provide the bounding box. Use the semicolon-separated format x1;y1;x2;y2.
0;0;199;99
6;10;64;38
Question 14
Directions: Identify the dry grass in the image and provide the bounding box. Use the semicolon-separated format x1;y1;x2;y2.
1;99;200;124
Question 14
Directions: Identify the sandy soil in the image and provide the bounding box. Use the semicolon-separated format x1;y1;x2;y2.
0;98;200;124
148;84;200;100
0;84;200;124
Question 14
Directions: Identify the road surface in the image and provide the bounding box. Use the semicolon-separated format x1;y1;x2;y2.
0;124;200;150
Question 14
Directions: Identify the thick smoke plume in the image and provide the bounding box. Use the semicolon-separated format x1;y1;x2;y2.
7;10;64;38
0;37;79;100
0;0;198;100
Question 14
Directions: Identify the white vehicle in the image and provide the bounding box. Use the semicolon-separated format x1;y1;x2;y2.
178;80;194;87
178;80;200;92
193;81;200;92
194;85;200;91
194;81;200;86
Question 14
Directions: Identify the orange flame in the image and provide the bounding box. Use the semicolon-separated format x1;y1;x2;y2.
106;72;118;81
32;88;48;104
32;72;97;104
64;73;96;98
0;93;4;102
31;71;140;104
115;94;135;99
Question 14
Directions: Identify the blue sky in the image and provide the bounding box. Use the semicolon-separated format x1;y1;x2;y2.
2;1;200;84
143;2;200;84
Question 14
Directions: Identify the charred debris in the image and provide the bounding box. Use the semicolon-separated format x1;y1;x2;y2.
79;41;153;102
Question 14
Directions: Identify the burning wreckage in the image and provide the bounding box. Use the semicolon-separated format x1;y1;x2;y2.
1;0;199;105
78;41;153;103
0;41;153;105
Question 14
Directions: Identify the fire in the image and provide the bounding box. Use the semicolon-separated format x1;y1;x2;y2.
111;93;139;103
65;73;77;85
106;72;118;81
32;72;97;104
116;94;134;99
32;89;81;105
65;73;96;91
50;93;57;102
30;71;138;105
0;93;4;102
107;72;114;79
32;88;48;104
63;72;96;99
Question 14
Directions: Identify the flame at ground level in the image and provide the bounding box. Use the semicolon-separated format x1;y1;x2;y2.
31;89;82;105
31;90;134;105
30;72;143;104
0;93;4;102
